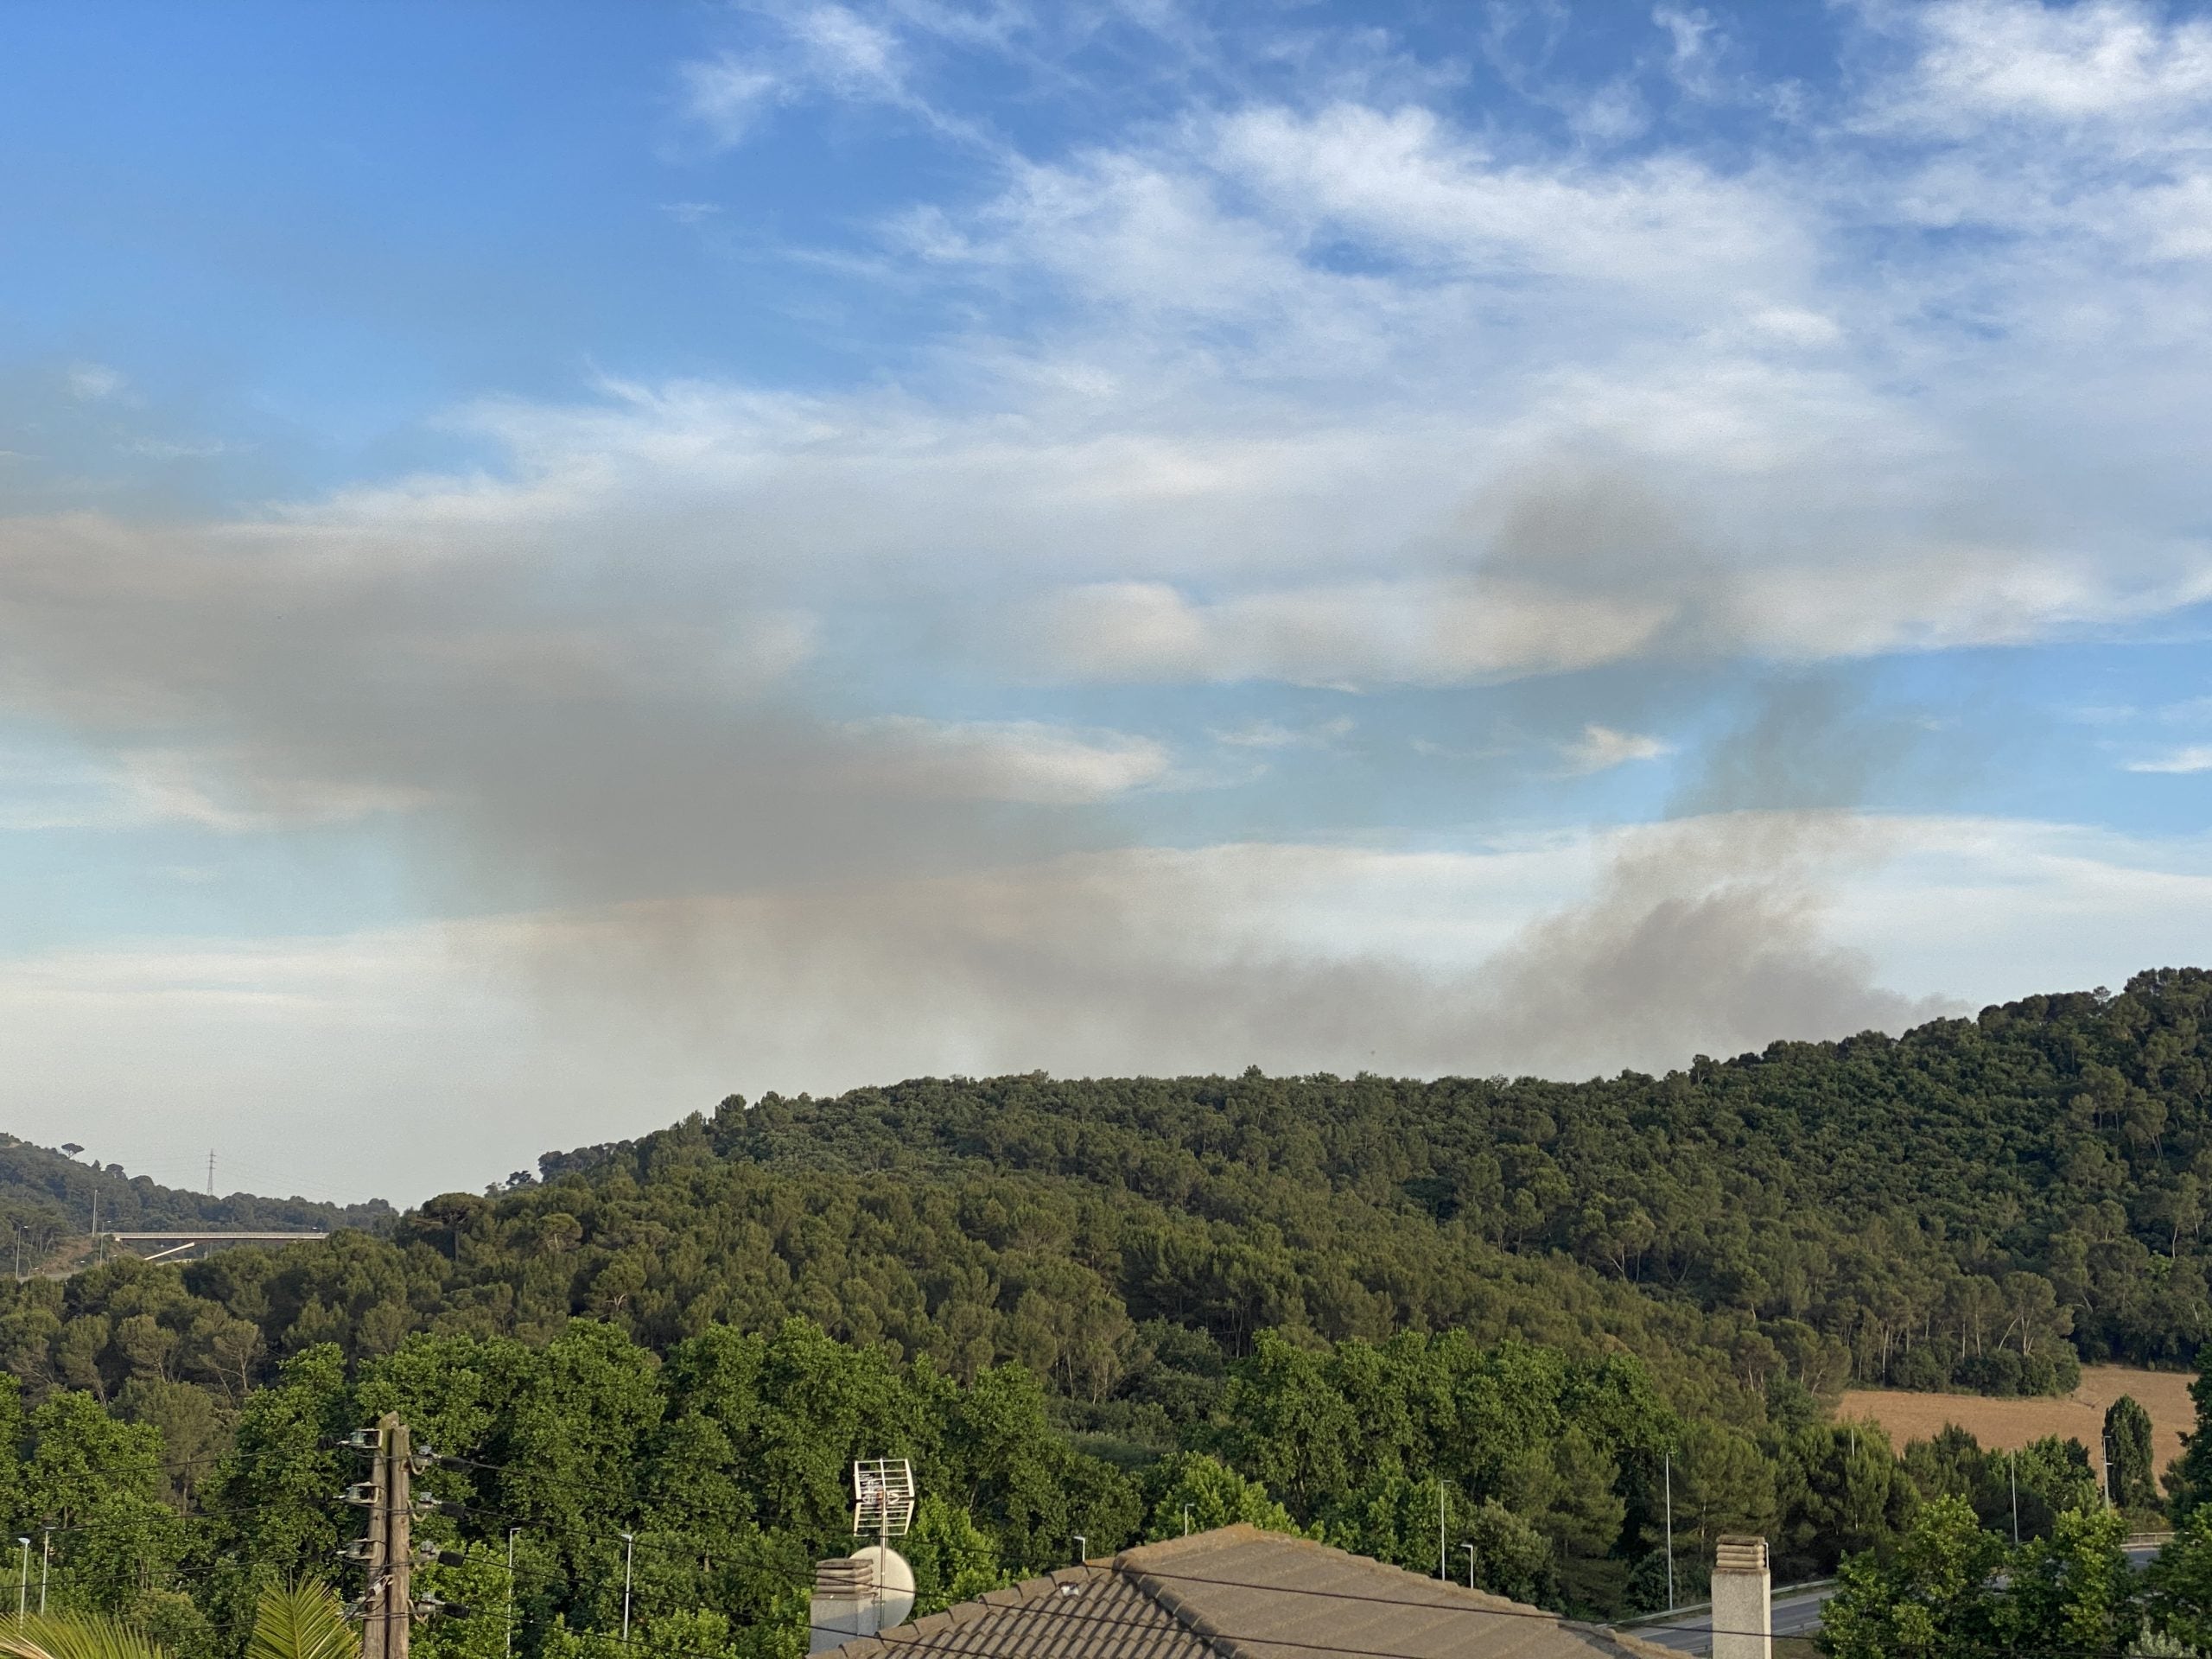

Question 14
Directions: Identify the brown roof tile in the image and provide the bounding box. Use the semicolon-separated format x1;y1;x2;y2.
824;1526;1673;1659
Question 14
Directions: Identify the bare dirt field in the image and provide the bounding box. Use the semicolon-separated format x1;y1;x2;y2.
1839;1365;2197;1476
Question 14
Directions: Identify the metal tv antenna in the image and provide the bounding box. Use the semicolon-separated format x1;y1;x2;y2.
851;1459;915;1541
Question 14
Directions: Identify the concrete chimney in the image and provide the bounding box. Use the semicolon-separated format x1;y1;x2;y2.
808;1556;878;1654
1711;1536;1770;1659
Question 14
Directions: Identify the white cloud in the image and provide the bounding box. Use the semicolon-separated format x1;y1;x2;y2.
1560;723;1673;774
2126;744;2212;774
127;436;228;461
35;29;2187;712
1655;4;1726;99
621;59;2205;688
1895;0;2212;124
677;55;784;146
788;4;905;99
1028;575;1679;686
1015;534;2212;687
1214;102;1810;303
0;741;426;832
65;362;126;403
1210;716;1355;750
845;716;1174;804
674;5;958;150
113;749;434;831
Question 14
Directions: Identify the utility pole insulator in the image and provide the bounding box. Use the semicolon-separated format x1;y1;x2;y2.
359;1414;413;1659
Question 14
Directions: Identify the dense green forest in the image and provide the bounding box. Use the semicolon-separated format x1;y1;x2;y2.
23;969;2212;1422
0;1304;2141;1658
11;968;2212;1650
0;1300;2190;1659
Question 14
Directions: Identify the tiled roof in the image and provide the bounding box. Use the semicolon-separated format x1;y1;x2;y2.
820;1526;1675;1659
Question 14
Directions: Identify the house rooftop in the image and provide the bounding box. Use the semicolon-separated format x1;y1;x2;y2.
817;1524;1675;1659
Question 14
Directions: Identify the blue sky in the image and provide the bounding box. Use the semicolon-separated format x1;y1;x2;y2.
5;0;2212;1200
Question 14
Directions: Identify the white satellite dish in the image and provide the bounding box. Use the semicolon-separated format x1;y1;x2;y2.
850;1544;915;1630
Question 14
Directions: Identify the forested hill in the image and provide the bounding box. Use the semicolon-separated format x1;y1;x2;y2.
537;964;2212;1397
0;1135;392;1258
11;968;2212;1466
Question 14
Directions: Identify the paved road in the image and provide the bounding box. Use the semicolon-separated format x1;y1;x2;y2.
1627;1584;1834;1654
1624;1544;2167;1654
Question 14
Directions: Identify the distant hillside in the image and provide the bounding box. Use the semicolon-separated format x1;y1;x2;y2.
0;1134;392;1261
13;967;2212;1431
527;965;2212;1399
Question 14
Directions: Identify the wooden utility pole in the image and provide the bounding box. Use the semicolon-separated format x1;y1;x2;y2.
362;1414;413;1659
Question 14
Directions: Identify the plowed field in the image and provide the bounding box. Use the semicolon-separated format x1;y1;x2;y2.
1839;1365;2196;1476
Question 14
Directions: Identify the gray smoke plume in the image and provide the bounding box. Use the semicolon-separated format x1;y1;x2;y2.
0;465;1952;1103
491;675;1950;1090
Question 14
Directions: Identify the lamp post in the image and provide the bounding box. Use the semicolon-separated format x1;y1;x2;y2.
505;1529;519;1659
38;1530;48;1615
16;1537;28;1623
2011;1452;2020;1546
1462;1543;1475;1591
620;1533;635;1642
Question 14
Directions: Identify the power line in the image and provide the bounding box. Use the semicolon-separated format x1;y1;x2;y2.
397;1493;719;1566
35;1490;351;1539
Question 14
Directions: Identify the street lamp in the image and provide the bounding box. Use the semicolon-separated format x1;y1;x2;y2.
505;1528;520;1659
620;1532;635;1642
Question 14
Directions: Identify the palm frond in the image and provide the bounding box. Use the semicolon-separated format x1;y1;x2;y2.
246;1581;358;1659
0;1611;173;1659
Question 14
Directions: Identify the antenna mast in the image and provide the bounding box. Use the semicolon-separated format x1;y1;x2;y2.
853;1458;916;1627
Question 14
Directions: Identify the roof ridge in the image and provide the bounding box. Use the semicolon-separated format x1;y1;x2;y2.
1113;1522;1288;1560
1126;1531;1568;1621
1118;1532;1683;1659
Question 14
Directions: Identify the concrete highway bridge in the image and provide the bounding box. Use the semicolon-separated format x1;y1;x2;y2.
100;1230;329;1262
